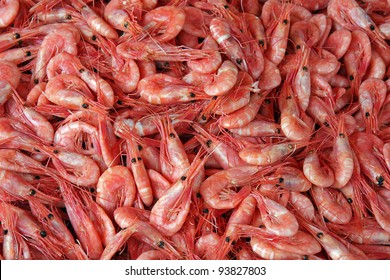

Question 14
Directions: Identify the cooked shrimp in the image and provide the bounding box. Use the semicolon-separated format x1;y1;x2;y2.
104;0;143;35
142;6;186;43
0;60;21;106
96;166;137;217
303;149;335;187
138;73;208;105
204;60;238;96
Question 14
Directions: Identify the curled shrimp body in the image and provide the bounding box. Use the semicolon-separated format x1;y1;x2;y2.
303;149;335;188
252;192;299;237
34;28;80;83
96;166;136;217
229;120;281;137
138;74;207;105
200;165;268;210
311;186;352;224
289;191;315;221
104;0;143;35
203;60;238;96
142;6;186;43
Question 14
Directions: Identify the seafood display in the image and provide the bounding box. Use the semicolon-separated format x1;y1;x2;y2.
0;0;389;260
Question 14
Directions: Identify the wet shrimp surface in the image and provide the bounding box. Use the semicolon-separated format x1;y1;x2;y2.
0;0;389;260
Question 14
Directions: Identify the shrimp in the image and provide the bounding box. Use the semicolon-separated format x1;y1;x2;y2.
194;232;221;260
51;149;101;187
104;0;143;35
149;154;205;236
0;0;19;28
239;142;305;166
301;219;368;260
0;60;21;106
229;119;281;137
303;149;335;187
327;0;387;49
202;60;238;97
210;18;248;72
200;165;275;210
44;74;108;116
57;180;103;259
250;236;307;260
323;29;352;60
252;192;299;237
47;52;115;108
358;78;387;133
138;73;208;105
71;0;118;39
33;28;79;83
311;186;352;224
141;6;186;43
289;191;315;221
268;166;312;192
28;199;87;260
112;207;180;259
0;169;62;206
192;123;247;169
154;116;190;183
96;166;137;218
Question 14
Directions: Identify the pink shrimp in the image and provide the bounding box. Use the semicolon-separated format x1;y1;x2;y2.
96;166;137;217
149;154;205;236
141;6;186;43
289;191;315;221
138;73;208;105
323;29;352;60
204;60;238;97
327;0;387;48
104;0;143;35
71;0;118;39
303;149;335;188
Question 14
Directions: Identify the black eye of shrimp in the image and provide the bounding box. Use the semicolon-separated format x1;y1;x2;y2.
40;231;47;238
28;189;36;196
82;103;89;109
158;241;165;248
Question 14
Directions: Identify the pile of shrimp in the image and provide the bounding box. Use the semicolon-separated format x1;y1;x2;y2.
0;0;389;260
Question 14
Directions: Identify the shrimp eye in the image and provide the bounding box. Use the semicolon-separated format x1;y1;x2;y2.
259;225;265;228
48;213;54;220
53;149;59;154
137;157;142;161
316;232;324;238
131;158;136;163
190;92;196;98
65;14;72;20
225;237;230;242
124;22;129;29
14;33;21;39
40;231;47;238
283;19;289;24
224;4;229;8
196;193;201;198
338;133;345;138
89;187;95;193
34;78;39;84
34;175;40;180
25;51;31;57
296;45;301;49
323;217;329;223
369;25;375;30
91;35;97;41
28;189;36;196
79;68;85;73
116;100;123;105
276;128;281;134
158;241;165;248
264;99;271;104
302;255;309;260
212;96;217;100
376;175;384;185
324;121;330;127
203;208;209;214
365;112;370;117
3;229;8;235
278;177;284;183
181;176;187;181
201;115;207;121
302;66;308;71
259;39;264;46
347;198;353;204
206;140;212;147
236;58;243;65
349;75;354;81
169;133;175;138
34;148;40;152
137;145;143;151
82;103;89;109
286;96;292;100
